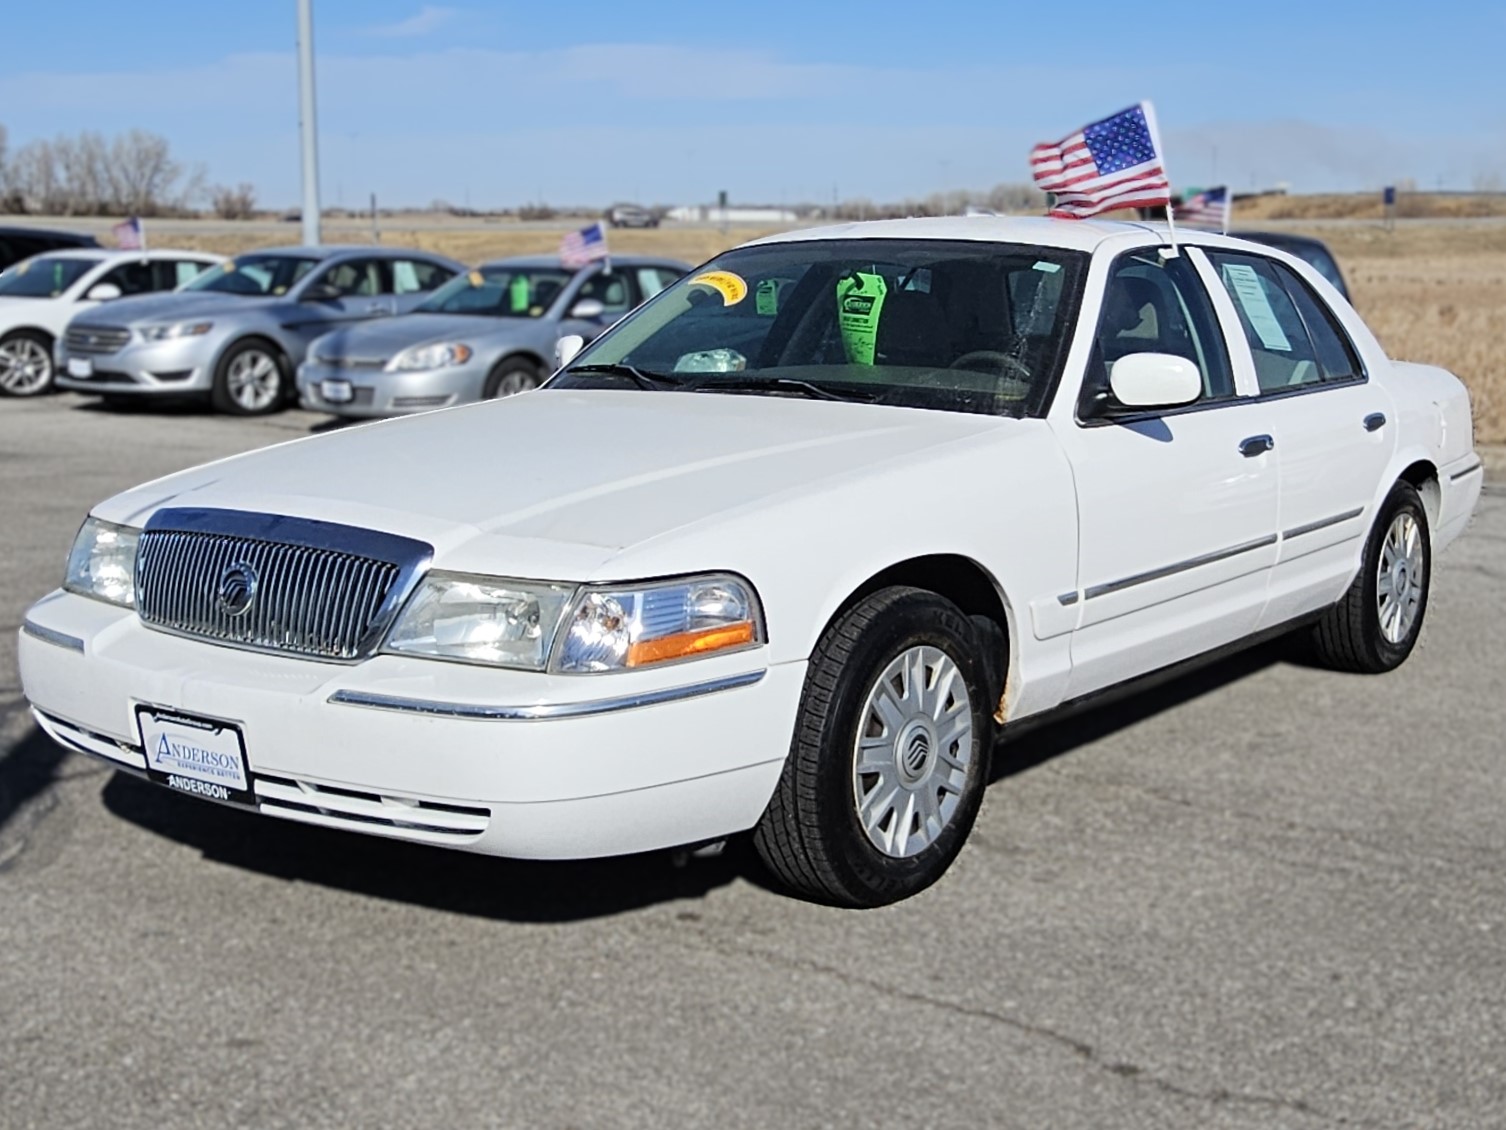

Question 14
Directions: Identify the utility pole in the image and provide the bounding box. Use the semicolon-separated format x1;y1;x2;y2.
297;0;322;246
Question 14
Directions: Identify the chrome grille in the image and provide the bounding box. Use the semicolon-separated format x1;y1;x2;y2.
315;355;387;370
136;509;432;662
66;325;132;355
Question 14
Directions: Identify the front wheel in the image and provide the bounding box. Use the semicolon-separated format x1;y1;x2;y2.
483;358;543;399
753;587;993;907
1311;481;1431;673
0;330;56;396
211;340;289;416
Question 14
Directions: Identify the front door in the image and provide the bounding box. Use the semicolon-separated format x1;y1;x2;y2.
1051;246;1280;699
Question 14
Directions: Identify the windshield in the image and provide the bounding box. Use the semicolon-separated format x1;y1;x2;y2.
182;253;320;297
416;265;574;317
0;256;100;298
552;239;1087;417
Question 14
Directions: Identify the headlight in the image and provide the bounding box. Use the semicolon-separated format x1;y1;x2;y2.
386;342;473;372
555;573;763;673
383;572;574;669
140;321;213;342
64;517;140;607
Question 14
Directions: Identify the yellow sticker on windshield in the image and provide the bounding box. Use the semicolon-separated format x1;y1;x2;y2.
689;270;748;307
14;261;28;274
468;270;484;287
224;260;237;272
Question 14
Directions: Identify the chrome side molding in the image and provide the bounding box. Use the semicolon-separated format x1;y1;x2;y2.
21;620;85;653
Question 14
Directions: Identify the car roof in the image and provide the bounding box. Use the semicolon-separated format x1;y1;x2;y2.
0;225;98;244
237;245;455;260
478;254;689;270
1228;229;1333;251
16;248;222;262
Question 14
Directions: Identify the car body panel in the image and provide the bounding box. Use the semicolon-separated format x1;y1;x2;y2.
19;216;1481;863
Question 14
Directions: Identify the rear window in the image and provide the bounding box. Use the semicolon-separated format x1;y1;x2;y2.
0;256;101;298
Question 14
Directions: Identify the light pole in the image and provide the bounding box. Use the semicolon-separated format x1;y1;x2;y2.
297;0;322;246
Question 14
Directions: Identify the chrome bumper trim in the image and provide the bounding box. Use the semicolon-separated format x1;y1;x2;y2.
327;670;766;721
21;620;85;653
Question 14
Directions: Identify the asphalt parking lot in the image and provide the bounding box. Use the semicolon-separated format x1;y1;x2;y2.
1;393;1503;1130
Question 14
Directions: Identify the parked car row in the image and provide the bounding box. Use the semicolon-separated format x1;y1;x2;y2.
0;235;690;416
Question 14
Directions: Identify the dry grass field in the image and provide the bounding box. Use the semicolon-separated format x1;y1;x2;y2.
103;212;1506;446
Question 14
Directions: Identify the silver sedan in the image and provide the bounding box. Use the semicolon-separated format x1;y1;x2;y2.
297;255;688;418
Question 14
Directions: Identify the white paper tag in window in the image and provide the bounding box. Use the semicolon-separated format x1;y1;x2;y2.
1222;263;1292;352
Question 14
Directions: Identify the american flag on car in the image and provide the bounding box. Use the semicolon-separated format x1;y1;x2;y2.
1030;102;1171;220
559;222;609;268
1179;185;1230;231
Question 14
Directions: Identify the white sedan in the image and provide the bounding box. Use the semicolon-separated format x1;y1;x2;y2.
18;217;1483;906
0;248;222;396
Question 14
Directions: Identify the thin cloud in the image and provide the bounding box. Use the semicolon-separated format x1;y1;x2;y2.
365;5;457;38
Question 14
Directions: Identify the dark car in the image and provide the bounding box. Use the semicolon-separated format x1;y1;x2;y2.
1230;230;1350;301
0;226;100;273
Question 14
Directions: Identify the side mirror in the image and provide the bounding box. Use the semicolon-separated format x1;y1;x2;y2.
84;282;122;302
555;334;585;368
1108;352;1202;409
302;282;343;302
568;298;605;321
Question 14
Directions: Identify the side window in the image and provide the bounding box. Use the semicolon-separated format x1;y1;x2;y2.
391;258;452;294
170;259;211;288
575;269;640;316
1208;252;1328;393
1081;249;1234;416
97;260;155;297
316;258;383;297
1269;261;1363;384
635;267;681;301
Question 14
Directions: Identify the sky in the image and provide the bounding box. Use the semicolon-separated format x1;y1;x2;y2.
1;1;1503;209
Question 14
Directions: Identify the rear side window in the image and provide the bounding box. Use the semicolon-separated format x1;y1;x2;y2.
1208;252;1363;392
391;258;452;294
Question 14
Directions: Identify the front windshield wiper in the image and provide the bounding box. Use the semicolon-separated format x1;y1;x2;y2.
566;362;683;391
687;376;876;403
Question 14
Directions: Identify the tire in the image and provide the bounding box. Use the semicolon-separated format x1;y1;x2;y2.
483;357;543;399
752;586;994;907
0;330;56;397
211;339;289;416
1311;481;1431;673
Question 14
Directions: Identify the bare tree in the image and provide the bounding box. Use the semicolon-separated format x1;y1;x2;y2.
211;182;258;219
106;129;180;215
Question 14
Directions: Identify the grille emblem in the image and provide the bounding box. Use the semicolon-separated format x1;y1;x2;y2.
217;562;258;617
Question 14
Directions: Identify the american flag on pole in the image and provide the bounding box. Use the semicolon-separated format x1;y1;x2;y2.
1030;102;1172;219
559;221;608;269
112;216;145;251
1179;185;1230;231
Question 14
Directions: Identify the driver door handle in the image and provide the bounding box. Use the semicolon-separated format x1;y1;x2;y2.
1364;412;1387;432
1239;434;1275;457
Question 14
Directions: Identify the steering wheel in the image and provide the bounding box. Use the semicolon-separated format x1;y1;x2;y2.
949;350;1032;380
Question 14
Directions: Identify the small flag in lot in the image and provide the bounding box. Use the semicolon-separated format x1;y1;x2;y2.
113;216;145;251
1030;102;1171;219
559;221;608;269
1180;186;1230;232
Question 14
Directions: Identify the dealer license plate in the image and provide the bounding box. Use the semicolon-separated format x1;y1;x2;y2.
320;378;354;403
67;357;93;378
136;706;255;808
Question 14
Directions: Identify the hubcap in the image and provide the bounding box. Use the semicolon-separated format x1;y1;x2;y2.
851;645;973;858
1377;511;1425;645
227;350;280;411
495;370;538;397
0;338;53;395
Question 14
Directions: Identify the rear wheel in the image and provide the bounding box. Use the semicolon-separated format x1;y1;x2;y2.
0;330;56;396
1311;481;1431;673
483;357;543;399
211;340;288;415
752;587;993;907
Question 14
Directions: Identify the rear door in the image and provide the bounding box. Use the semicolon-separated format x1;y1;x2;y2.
1051;245;1280;698
1201;248;1396;629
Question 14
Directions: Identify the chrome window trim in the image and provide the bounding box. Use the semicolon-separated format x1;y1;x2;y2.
21;620;85;653
1083;534;1279;601
327;670;766;722
1283;508;1364;541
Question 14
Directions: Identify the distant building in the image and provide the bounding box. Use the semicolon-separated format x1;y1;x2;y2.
666;205;800;224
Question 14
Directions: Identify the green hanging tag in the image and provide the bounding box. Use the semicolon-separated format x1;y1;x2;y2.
509;275;530;313
755;278;781;316
836;271;888;364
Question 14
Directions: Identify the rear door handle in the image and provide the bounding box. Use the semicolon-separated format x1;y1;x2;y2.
1239;434;1275;457
1364;412;1387;432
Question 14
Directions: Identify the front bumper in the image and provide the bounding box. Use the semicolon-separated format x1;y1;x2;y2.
20;590;800;858
298;359;488;417
54;334;219;395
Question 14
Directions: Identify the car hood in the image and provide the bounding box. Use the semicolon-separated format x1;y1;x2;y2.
96;390;1011;580
312;313;529;362
72;291;282;326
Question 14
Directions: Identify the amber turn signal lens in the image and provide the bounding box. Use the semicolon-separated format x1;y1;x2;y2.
625;621;756;667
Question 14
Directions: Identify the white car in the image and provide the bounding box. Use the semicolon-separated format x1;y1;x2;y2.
18;217;1483;906
0;248;223;396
